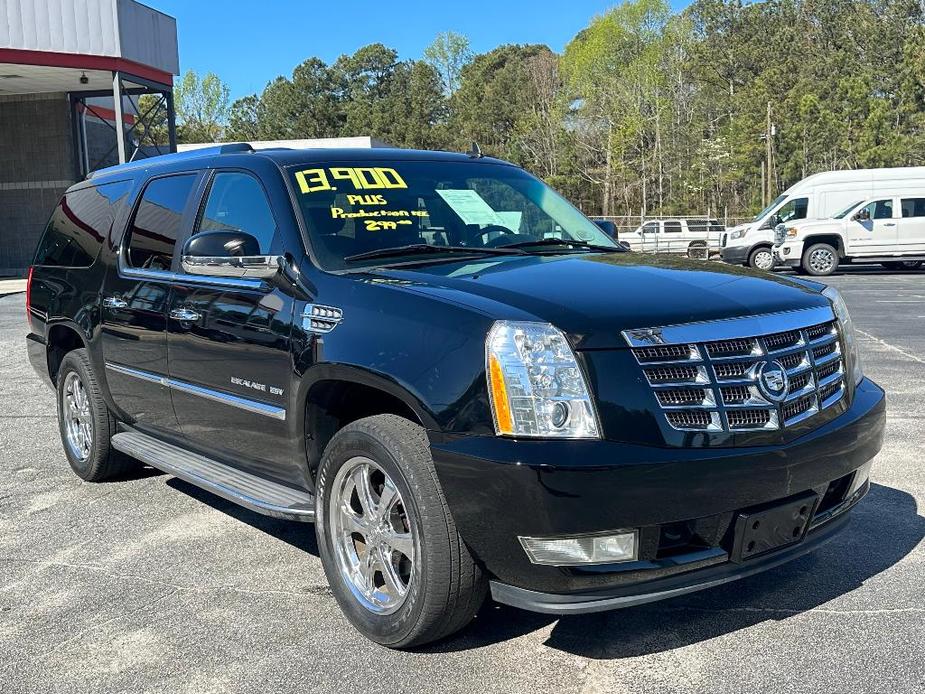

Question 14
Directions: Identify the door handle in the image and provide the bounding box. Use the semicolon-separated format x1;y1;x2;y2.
102;296;128;310
169;308;201;322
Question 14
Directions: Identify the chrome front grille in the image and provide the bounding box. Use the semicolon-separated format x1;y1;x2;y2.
624;307;846;433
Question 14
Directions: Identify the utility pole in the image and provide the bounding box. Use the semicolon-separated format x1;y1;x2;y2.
765;101;775;205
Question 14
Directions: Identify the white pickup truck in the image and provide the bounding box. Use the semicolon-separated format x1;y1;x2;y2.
774;195;925;275
722;166;925;271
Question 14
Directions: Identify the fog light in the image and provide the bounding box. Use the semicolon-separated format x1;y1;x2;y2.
519;530;638;566
783;247;791;256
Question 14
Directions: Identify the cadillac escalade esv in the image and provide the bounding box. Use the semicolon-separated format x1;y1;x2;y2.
25;144;885;648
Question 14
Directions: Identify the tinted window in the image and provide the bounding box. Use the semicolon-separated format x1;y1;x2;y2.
126;175;196;270
901;198;925;218
642;222;658;233
34;181;131;267
663;221;683;233
686;219;706;233
196;172;277;252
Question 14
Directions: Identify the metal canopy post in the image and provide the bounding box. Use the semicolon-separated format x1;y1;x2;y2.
112;71;127;164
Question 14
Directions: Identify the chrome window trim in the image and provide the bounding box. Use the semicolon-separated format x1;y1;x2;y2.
119;265;266;291
622;305;836;348
105;362;286;420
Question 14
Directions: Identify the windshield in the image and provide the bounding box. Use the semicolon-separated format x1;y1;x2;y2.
288;160;617;270
832;201;863;219
752;194;787;223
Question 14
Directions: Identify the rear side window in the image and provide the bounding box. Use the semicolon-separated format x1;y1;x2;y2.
663;221;683;233
901;198;925;218
34;181;131;267
126;174;197;270
195;172;277;253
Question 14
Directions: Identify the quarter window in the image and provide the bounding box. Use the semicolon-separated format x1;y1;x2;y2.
34;181;131;267
196;172;277;253
126;174;196;270
900;198;925;218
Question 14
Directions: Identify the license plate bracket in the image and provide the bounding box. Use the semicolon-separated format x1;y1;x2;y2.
730;491;819;563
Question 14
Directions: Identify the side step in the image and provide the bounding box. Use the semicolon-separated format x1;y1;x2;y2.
111;431;315;521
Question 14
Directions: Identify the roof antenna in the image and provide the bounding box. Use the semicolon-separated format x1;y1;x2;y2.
467;141;483;159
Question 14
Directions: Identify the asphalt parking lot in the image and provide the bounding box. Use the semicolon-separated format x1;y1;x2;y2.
1;267;923;694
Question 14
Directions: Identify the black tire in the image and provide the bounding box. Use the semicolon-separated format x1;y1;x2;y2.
881;260;922;270
315;414;487;648
747;245;775;271
56;348;136;481
801;243;839;276
687;241;708;260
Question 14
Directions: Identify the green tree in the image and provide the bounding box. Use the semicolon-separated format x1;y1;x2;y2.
423;31;473;94
172;69;231;143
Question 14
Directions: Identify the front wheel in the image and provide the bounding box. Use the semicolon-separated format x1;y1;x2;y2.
801;243;839;276
315;415;487;648
748;246;775;271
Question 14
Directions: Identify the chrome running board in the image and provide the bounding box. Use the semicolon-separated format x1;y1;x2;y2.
111;431;315;521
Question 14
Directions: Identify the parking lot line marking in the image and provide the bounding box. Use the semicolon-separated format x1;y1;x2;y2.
856;328;925;364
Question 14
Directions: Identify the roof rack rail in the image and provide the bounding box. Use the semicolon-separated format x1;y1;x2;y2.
87;143;255;179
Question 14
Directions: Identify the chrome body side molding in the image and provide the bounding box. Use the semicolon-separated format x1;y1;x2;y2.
105;362;286;420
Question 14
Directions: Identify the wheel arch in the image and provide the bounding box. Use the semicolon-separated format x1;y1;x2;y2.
299;364;440;479
45;320;89;384
802;234;845;257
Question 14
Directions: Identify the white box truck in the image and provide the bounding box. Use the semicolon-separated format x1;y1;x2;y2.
720;167;925;270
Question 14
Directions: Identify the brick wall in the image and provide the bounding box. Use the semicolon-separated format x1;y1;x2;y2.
0;93;76;276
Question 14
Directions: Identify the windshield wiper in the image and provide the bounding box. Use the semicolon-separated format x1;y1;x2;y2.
344;243;526;263
496;238;623;253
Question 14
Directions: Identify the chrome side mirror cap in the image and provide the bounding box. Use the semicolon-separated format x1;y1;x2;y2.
181;254;281;279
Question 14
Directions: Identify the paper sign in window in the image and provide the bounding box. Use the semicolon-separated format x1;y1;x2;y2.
435;189;504;227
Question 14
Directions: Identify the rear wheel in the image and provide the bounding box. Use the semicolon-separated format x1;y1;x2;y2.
881;260;922;270
801;243;839;276
687;241;708;260
748;246;775;271
56;349;137;481
315;414;487;648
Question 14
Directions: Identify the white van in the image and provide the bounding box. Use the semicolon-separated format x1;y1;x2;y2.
721;167;925;270
773;194;925;275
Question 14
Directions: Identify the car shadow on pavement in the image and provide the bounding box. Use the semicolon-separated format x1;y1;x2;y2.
164;477;320;555
427;483;924;656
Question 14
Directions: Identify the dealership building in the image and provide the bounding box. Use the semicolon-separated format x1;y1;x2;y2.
0;0;178;275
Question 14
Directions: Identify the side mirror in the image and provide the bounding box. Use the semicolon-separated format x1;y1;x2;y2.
181;230;280;279
853;210;870;222
594;219;618;238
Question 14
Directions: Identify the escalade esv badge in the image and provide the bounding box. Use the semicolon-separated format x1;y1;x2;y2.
757;360;790;402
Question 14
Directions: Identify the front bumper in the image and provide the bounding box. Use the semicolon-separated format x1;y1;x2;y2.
429;378;885;606
775;241;804;267
720;244;749;265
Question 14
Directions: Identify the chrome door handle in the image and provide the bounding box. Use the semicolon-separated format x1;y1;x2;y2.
169;308;201;322
103;296;128;310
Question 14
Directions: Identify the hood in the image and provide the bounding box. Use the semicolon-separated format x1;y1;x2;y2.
365;252;830;349
787;218;843;233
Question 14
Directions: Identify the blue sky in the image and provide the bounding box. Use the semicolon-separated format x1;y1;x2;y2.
149;1;690;101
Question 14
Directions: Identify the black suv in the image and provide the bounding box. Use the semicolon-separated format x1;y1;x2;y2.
25;144;885;648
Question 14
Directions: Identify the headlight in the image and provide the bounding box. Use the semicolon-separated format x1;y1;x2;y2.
730;229;747;240
823;287;863;385
486;321;600;438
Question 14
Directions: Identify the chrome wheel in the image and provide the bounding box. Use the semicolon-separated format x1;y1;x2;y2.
753;249;774;271
62;371;93;462
329;456;415;615
808;247;835;274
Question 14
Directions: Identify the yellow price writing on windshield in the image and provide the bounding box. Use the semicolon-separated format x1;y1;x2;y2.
295;167;408;194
